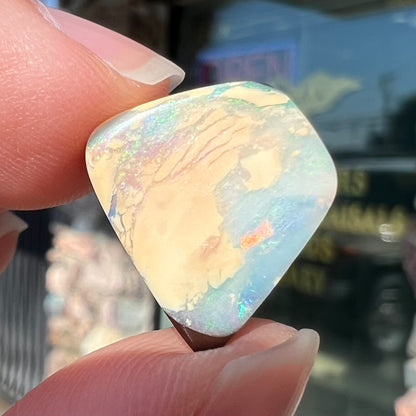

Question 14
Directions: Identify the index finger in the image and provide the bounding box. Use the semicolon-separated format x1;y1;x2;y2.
0;1;183;210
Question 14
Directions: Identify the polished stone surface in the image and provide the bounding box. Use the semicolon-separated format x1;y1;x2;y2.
86;81;337;336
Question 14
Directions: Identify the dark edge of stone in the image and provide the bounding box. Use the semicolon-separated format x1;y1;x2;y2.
167;314;232;352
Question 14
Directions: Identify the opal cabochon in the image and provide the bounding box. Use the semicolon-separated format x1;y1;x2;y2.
86;81;337;339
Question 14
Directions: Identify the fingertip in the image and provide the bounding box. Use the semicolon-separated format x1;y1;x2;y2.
201;328;319;416
227;318;297;350
0;1;181;210
0;211;27;274
0;231;19;275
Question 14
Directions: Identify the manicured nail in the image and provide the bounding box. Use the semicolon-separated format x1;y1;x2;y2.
202;329;319;416
282;329;320;416
36;5;184;92
0;211;28;239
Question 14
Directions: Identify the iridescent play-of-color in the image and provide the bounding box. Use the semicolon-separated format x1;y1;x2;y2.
86;81;337;337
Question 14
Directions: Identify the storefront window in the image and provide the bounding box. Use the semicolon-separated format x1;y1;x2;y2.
172;1;416;414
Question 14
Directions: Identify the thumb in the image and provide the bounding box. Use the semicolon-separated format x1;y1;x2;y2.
5;320;318;416
0;0;184;209
201;329;319;416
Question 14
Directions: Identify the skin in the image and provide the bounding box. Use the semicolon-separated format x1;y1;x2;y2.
0;1;319;414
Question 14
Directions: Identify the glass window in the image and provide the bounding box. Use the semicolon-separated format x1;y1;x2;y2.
172;1;416;415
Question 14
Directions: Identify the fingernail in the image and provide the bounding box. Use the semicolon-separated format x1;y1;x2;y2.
35;4;184;92
203;329;319;416
0;211;28;239
282;329;320;416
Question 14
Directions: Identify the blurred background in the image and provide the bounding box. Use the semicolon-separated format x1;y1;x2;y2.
1;0;415;414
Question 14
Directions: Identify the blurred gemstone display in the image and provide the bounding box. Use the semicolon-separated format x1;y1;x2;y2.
86;81;337;337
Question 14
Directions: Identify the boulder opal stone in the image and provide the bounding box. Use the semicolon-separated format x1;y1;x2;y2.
86;81;337;338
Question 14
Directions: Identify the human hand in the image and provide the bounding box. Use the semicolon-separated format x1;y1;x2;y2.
1;2;319;414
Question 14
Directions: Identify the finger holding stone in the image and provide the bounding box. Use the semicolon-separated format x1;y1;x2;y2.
0;0;184;210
